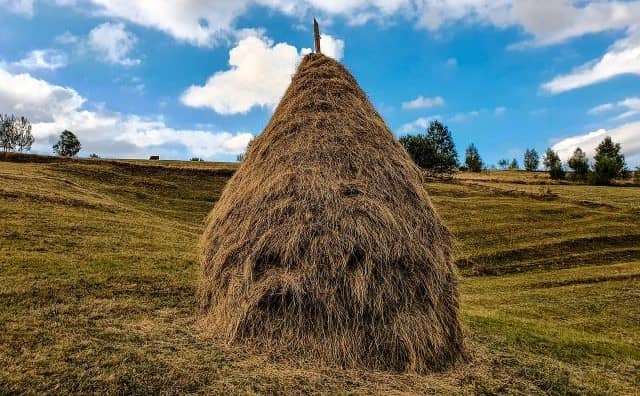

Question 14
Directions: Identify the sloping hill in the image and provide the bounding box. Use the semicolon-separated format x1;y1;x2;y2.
1;155;639;394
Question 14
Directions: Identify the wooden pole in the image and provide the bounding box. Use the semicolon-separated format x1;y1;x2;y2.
314;18;321;54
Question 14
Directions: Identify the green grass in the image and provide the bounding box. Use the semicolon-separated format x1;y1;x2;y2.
1;155;639;394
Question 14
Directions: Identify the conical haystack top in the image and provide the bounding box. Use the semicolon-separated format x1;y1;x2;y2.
198;47;465;372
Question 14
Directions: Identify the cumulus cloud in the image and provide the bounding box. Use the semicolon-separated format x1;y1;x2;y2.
551;121;640;165
46;0;403;46
12;49;68;70
20;1;640;51
543;28;640;93
401;95;445;110
0;65;252;158
416;0;640;47
181;34;344;115
88;22;140;66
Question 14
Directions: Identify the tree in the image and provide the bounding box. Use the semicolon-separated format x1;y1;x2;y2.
498;158;509;170
543;148;561;170
399;134;432;169
15;117;34;152
591;136;626;185
567;147;589;181
464;143;483;172
400;120;458;173
543;148;564;179
509;158;519;170
53;130;81;157
523;148;539;171
0;114;18;152
425;120;458;173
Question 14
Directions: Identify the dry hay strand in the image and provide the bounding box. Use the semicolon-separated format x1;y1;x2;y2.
198;53;466;373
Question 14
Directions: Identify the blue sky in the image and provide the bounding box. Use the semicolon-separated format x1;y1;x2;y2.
0;0;639;166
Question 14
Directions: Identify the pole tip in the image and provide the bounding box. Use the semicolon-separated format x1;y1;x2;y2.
313;18;321;54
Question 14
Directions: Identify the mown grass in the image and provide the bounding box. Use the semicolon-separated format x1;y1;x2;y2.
1;155;639;394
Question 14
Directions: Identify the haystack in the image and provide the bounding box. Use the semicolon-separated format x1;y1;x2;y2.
198;51;465;372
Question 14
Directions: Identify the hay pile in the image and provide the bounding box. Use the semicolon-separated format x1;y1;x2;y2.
198;53;465;372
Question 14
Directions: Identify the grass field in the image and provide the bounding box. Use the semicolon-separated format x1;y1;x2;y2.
1;155;639;394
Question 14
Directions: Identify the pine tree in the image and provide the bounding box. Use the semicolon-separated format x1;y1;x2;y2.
400;120;458;173
464;143;483;172
425;120;458;173
592;136;626;185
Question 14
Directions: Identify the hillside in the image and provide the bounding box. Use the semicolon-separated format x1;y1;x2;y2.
1;155;639;394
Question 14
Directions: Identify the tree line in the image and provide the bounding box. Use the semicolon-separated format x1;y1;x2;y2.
399;120;631;185
0;113;83;157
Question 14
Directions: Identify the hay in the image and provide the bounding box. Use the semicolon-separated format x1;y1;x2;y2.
198;53;465;372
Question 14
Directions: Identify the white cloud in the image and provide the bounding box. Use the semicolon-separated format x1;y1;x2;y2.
588;103;616;115
401;95;445;110
615;97;640;120
305;33;345;60
398;115;439;134
416;0;640;47
0;0;33;15
51;0;405;46
450;110;480;122
88;22;140;66
12;49;68;70
542;28;640;93
181;34;344;115
0;65;252;158
588;97;640;119
55;31;81;45
551;121;640;165
0;67;85;122
75;0;253;47
445;57;458;68
495;106;507;115
15;1;639;51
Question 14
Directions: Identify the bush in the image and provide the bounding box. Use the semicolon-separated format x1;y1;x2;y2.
190;157;204;162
